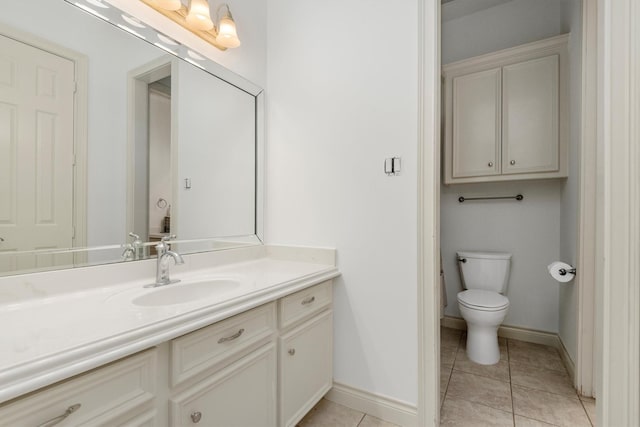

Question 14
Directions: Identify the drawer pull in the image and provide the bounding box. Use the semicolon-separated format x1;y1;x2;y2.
301;296;316;305
38;403;81;427
217;328;245;344
288;348;296;356
191;411;202;423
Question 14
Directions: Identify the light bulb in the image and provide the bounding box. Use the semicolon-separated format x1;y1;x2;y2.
186;0;213;30
216;13;240;48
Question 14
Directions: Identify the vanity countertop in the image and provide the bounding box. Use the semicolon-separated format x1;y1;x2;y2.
0;245;339;404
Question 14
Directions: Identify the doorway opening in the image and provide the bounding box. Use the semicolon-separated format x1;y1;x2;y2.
418;0;598;425
127;59;175;257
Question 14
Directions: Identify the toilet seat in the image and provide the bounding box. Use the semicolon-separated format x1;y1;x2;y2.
457;290;509;311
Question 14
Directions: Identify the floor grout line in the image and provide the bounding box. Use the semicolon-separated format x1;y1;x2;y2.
508;339;516;426
355;412;366;427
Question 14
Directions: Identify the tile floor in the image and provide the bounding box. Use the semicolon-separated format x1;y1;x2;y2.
297;327;597;427
297;398;400;427
440;327;597;427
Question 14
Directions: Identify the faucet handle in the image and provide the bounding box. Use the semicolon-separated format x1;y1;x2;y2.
156;234;176;256
129;232;140;241
122;243;134;260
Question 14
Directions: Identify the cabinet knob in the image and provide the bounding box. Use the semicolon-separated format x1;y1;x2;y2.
191;411;202;423
510;160;516;165
487;162;493;167
288;348;296;356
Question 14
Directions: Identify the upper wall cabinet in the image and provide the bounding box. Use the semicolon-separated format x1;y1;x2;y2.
443;35;569;184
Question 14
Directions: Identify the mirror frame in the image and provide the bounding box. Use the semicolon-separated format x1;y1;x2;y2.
71;0;266;247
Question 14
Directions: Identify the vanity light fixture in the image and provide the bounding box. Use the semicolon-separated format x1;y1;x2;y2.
140;0;241;50
186;0;214;30
214;4;240;48
152;0;182;10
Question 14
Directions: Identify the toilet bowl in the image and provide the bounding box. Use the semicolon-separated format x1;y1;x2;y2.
456;251;512;365
457;289;509;364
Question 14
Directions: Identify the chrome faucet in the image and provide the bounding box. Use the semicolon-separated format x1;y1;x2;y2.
151;235;184;287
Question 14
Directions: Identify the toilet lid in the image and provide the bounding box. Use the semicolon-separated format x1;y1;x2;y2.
457;290;509;310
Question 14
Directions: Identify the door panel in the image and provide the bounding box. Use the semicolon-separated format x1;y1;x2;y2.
0;35;75;271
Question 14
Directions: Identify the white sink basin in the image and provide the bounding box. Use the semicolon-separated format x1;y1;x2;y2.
132;279;241;307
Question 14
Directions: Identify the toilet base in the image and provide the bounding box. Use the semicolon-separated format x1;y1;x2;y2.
465;324;500;365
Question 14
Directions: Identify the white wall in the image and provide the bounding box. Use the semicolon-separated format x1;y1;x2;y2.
441;0;580;333
266;0;419;405
441;181;561;331
558;0;582;363
442;0;565;64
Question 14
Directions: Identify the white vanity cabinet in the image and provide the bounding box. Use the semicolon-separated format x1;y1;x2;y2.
278;281;333;427
0;281;335;427
443;35;568;184
0;349;158;426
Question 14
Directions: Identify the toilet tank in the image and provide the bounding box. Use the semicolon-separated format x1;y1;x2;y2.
457;251;512;294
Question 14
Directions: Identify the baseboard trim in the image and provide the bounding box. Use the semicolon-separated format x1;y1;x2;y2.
558;336;576;381
441;316;466;331
325;382;417;427
442;316;576;379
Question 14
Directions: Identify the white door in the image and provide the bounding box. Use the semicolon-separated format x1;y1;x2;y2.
451;67;502;178
0;35;75;272
502;54;559;174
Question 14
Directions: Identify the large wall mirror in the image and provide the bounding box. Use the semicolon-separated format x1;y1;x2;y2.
0;0;263;276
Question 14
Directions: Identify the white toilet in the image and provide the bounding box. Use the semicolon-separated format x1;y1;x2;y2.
456;250;511;365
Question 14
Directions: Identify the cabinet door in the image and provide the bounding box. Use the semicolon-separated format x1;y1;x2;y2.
279;310;333;427
451;68;502;178
502;55;559;174
170;343;277;427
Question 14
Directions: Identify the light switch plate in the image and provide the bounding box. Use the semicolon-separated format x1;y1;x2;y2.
385;157;401;176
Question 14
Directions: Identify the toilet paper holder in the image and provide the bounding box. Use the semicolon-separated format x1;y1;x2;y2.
559;267;577;276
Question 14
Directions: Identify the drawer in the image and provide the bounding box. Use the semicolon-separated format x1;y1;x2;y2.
279;281;332;329
171;302;276;387
0;349;156;426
